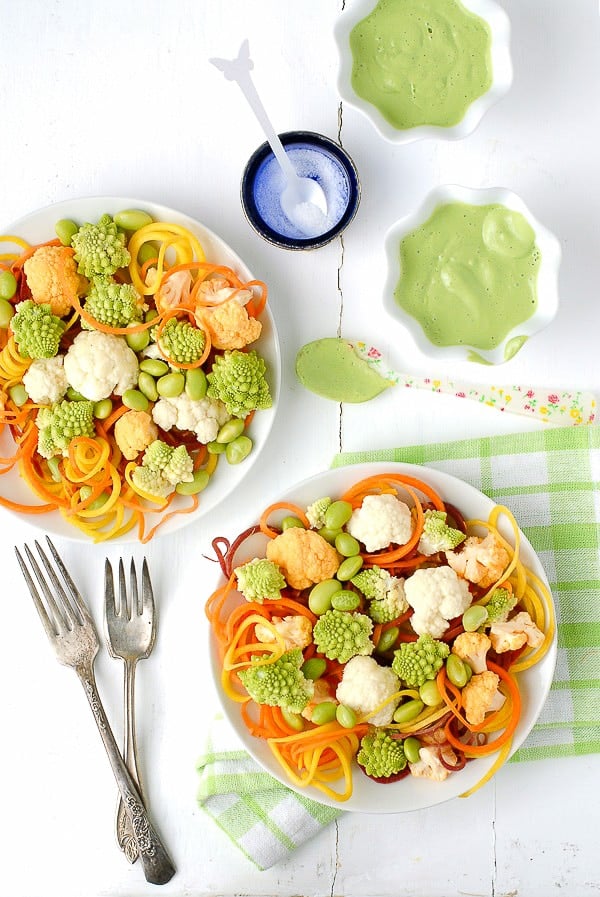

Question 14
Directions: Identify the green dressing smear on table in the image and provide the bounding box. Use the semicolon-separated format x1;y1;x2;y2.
349;0;492;130
295;338;391;403
394;201;541;352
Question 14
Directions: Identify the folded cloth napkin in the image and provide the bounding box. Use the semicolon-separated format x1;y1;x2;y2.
333;424;600;761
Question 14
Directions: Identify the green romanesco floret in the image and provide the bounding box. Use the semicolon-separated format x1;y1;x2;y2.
71;214;130;278
352;566;408;625
82;277;143;329
130;465;174;499
10;300;65;359
157;318;206;365
306;496;332;529
237;647;314;713
131;439;194;496
313;609;374;664
391;633;450;687
417;509;466;556
485;587;518;624
234;557;287;603
207;349;272;418
357;728;407;778
35;400;95;459
351;566;390;601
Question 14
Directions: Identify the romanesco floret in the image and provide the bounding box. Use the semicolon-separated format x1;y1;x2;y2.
306;497;332;529
352;566;408;624
391;633;450;687
157;318;206;365
207;349;272;418
133;439;194;494
71;214;130;278
10;300;65;359
357;728;407;778
237;648;314;713
485;587;517;624
35;400;95;459
312;609;374;664
417;510;466;556
234;557;287;603
83;277;143;329
130;465;174;499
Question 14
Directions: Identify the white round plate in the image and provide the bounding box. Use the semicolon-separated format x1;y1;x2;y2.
0;196;280;542
208;461;557;812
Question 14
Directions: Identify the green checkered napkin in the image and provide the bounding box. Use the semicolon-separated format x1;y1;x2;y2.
333;424;600;761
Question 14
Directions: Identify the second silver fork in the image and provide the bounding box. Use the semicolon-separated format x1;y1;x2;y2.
104;558;157;864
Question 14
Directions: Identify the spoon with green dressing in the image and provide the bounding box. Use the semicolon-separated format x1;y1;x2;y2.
295;338;596;426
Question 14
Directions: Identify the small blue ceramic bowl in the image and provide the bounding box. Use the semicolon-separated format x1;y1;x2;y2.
241;130;361;250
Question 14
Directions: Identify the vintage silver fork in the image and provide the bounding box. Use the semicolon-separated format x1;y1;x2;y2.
15;537;175;886
104;557;157;864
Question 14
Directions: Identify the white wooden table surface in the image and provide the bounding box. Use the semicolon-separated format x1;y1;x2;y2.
1;1;599;895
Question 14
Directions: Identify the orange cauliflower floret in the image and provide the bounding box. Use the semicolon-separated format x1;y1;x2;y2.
461;670;506;726
255;615;313;651
196;299;262;350
266;527;340;590
23;245;87;317
445;533;510;589
114;410;158;461
489;611;544;654
452;631;491;674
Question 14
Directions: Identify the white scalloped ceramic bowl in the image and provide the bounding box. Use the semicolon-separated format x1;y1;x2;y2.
334;0;512;144
383;184;562;365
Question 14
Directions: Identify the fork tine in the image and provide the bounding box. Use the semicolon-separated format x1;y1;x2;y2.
29;542;78;632
141;558;154;613
118;558;127;618
44;536;89;624
129;558;140;616
105;559;116;619
15;547;57;639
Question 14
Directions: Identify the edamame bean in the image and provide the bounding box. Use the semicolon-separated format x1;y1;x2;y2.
8;384;28;406
114;209;154;231
281;709;304;732
79;485;93;502
310;702;337;726
138;371;159;402
185;367;207;400
419;679;443;707
122;389;150;412
54;218;78;246
446;654;469;688
156;372;185;398
336;555;363;581
403;737;421;764
145;308;159;323
88;492;109;511
334;532;360;557
282;516;305;530
175;469;210;495
331;589;361;611
318;526;341;544
393;699;424;724
324;500;353;530
139;358;169;377
216;418;245;444
462;604;489;632
0;270;17;301
207;441;227;454
308;579;342;615
137;242;159;265
0;298;15;328
66;386;86;401
376;626;399;654
336;704;357;729
93;398;113;419
125;328;150;353
301;658;327;680
226;435;252;464
46;456;62;482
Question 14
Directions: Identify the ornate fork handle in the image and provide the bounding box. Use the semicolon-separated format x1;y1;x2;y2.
77;662;175;885
117;657;143;863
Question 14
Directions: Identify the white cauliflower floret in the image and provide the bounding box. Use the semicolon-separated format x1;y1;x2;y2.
462;671;506;725
489;611;544;654
23;356;68;405
155;269;192;313
408;745;450;782
404;565;472;638
347;493;413;553
254;615;313;651
113;410;158;461
452;631;491;674
446;533;510;589
194;275;253;306
152;394;229;443
63;331;139;401
335;655;400;726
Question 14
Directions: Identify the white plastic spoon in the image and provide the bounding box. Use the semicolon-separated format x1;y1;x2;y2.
210;40;328;231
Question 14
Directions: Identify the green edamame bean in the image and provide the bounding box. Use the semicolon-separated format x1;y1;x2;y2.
216;418;245;444
0;297;15;328
0;271;17;301
8;384;28;406
175;469;210;495
336;704;357;729
54;218;78;246
403;736;422;764
207;441;227;454
376;626;399;654
419;679;443;707
225;435;252;464
122;389;150;412
137;242;159;265
125;328;150;353
308;579;342;615
464;663;473;684
462;604;489;632
138;371;159;402
281;709;304;732
324;500;353;530
446;654;469;689
46;456;62;482
88;493;109;511
318;526;341;544
114;209;154;231
393;699;424;724
185;367;207;400
79;485;93;502
139;358;169;377
144;308;159;323
334;532;360;557
336;555;363;581
301;658;327;680
156;372;185;398
282;515;305;530
93;398;113;419
331;589;361;612
310;702;337;726
66;387;86;401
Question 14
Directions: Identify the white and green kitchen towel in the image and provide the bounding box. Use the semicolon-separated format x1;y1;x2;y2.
197;424;600;868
